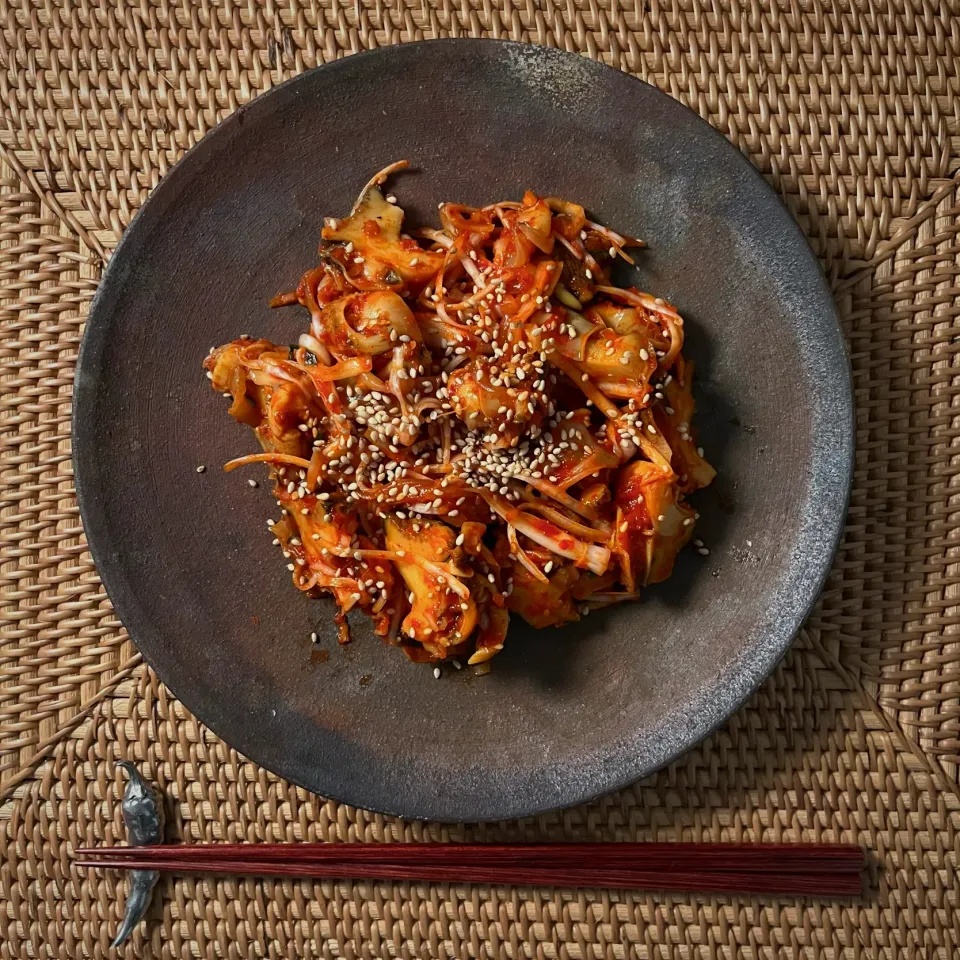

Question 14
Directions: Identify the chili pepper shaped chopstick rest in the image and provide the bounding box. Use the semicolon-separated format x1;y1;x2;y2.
110;761;165;948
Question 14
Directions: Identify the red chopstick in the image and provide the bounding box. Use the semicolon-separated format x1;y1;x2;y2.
74;843;864;897
76;841;862;869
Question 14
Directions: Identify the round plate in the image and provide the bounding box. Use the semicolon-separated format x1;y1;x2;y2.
74;40;852;822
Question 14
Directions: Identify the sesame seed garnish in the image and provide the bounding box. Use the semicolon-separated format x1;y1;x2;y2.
196;465;206;473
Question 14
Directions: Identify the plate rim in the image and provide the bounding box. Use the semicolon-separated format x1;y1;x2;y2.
73;38;854;822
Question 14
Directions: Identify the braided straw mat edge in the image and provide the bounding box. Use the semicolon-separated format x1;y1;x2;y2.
1;2;959;957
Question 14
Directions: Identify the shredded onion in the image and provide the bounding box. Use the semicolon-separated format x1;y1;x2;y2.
555;234;583;261
523;501;612;543
508;523;549;583
515;473;603;523
459;255;485;286
298;332;327;358
223;452;312;473
546;353;621;419
309;356;372;381
359;549;471;598
483;492;610;576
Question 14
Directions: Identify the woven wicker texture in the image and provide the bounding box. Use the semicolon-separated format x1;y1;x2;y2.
1;0;959;956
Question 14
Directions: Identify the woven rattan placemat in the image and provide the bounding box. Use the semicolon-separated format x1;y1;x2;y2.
2;2;959;957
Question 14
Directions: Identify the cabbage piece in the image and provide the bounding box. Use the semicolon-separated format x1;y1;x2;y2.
492;210;538;269
272;502;397;636
580;328;657;395
321;185;443;290
588;302;669;355
446;359;541;441
313;291;422;358
205;340;268;427
656;357;717;493
288;500;355;559
467;578;510;664
516;191;555;254
546;197;587;239
507;562;581;628
384;516;477;659
543;410;620;489
613;461;694;591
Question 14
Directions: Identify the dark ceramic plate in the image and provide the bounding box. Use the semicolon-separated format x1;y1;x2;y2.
74;39;853;822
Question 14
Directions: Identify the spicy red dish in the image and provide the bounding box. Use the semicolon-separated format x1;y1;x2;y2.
203;162;714;666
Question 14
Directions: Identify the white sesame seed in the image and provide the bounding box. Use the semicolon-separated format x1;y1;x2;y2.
196;465;206;473
433;667;442;679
